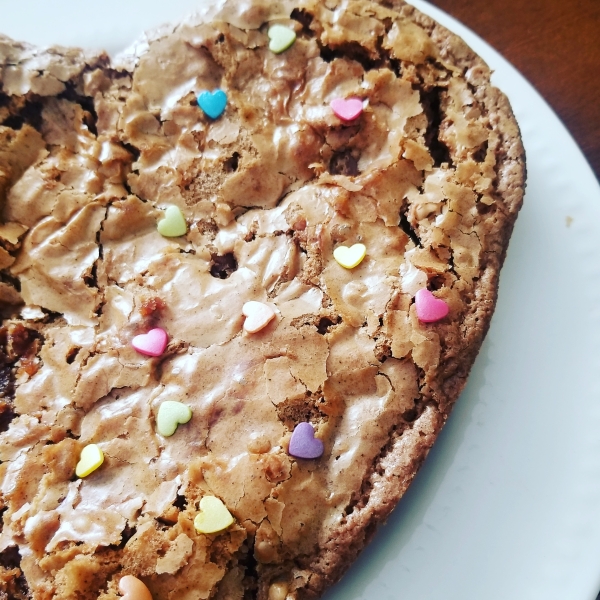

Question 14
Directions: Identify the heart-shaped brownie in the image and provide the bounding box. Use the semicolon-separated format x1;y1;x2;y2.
0;1;525;599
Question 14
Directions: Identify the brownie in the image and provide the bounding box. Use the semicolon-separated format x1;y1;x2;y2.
0;1;525;598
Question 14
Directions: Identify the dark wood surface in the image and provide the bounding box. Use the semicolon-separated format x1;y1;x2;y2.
429;0;600;182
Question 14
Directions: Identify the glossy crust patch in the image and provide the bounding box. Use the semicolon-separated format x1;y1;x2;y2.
0;1;525;599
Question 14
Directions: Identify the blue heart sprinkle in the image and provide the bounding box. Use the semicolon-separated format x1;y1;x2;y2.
197;89;227;120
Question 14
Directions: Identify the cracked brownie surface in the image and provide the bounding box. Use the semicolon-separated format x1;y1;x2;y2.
0;0;525;598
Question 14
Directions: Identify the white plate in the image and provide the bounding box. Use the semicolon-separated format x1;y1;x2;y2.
4;2;600;599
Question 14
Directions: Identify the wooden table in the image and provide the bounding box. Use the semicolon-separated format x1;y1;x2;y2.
429;0;600;182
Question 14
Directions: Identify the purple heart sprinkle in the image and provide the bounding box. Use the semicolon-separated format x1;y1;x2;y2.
288;422;324;459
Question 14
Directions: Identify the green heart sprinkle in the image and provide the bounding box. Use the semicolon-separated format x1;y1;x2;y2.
268;24;296;54
157;401;192;437
157;205;187;237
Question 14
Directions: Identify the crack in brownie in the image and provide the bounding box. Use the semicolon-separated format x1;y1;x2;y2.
0;0;525;598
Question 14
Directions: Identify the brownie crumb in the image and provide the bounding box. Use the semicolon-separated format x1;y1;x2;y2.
139;296;167;318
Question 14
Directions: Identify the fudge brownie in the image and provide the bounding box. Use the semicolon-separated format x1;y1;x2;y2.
0;1;525;598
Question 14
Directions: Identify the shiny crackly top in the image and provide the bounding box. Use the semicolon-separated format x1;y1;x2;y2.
0;0;516;598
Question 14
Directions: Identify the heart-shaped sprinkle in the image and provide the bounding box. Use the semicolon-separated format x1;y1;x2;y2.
132;328;168;357
267;24;296;54
194;496;234;534
414;288;449;323
330;97;363;122
288;422;324;459
197;89;227;120
156;401;192;437
157;205;187;238
242;301;276;334
268;582;289;600
333;243;366;269
76;444;104;478
118;575;153;600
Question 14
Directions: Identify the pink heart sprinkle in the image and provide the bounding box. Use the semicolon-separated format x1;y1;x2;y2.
131;327;168;357
288;422;324;459
415;289;449;323
330;97;363;122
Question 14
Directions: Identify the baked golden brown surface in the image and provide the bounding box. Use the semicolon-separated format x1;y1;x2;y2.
0;0;524;598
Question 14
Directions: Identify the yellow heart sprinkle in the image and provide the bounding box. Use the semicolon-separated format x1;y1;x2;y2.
76;444;104;478
194;496;234;534
157;205;187;237
333;243;366;269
